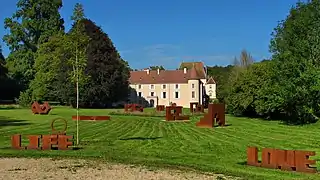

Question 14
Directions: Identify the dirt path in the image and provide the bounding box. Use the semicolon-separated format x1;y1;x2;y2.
0;158;240;180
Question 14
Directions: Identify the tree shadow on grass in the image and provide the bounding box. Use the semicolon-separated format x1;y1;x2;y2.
0;116;31;128
119;137;162;141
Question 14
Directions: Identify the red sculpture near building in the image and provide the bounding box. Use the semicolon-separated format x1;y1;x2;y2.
165;105;189;121
124;104;144;112
196;103;225;128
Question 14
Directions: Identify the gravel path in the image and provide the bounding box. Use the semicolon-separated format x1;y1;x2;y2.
0;158;240;180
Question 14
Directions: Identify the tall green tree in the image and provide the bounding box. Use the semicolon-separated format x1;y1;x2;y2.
267;0;320;124
0;45;6;78
3;0;64;92
29;3;89;105
75;19;130;107
67;3;90;107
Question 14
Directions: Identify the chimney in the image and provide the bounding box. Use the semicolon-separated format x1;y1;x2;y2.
183;68;187;74
157;68;160;75
147;69;150;74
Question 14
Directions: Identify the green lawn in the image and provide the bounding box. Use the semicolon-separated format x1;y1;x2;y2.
0;106;320;180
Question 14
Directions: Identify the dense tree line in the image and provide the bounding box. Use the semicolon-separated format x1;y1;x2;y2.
1;1;130;108
207;1;320;125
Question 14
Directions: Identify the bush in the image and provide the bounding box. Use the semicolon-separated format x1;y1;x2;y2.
18;90;33;107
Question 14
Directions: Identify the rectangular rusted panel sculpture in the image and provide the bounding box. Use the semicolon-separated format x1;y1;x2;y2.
190;102;205;113
31;101;51;114
165;106;190;121
11;134;24;150
247;146;317;173
71;115;110;121
58;135;73;150
196;103;225;128
11;134;73;150
42;135;58;150
156;105;165;111
27;135;41;150
124;104;144;112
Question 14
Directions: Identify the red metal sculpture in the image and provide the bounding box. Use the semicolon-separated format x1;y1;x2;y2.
196;103;225;128
11;134;73;150
156;105;165;111
71;116;110;121
247;147;316;173
190;102;204;113
124;104;144;112
11;118;73;150
165;105;189;121
31;101;51;114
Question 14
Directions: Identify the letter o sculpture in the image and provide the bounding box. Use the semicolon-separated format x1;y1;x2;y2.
51;118;67;135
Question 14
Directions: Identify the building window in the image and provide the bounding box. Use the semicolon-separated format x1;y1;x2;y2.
150;84;154;89
209;85;212;89
162;84;166;89
162;92;166;99
138;84;142;89
192;91;195;98
138;92;142;97
175;84;179;89
175;92;179;98
150;92;154;96
192;84;194;88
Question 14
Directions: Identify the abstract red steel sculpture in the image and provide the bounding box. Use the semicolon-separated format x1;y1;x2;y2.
190;102;204;113
31;101;51;114
247;147;317;173
71;115;110;121
156;105;165;111
165;106;190;121
196;103;225;128
124;104;144;112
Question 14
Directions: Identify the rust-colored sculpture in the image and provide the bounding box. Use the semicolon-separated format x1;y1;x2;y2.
124;104;144;112
190;102;204;113
71;116;110;121
196;103;225;128
11;134;73;150
156;105;165;111
51;118;67;135
247;147;317;173
31;101;51;114
165;106;190;121
11;118;73;150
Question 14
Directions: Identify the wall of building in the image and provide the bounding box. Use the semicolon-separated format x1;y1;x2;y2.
129;83;200;108
205;83;216;99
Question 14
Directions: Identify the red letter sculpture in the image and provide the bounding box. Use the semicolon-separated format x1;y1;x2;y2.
247;147;316;173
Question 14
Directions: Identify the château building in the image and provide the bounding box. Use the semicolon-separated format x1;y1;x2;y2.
128;62;216;108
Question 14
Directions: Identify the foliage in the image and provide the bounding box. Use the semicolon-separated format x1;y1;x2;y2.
149;65;165;70
29;3;90;105
3;0;64;93
225;1;320;124
77;19;130;107
30;33;69;101
206;65;233;102
17;89;33;107
0;46;6;78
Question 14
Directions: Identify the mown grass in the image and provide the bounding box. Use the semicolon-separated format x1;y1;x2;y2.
0;106;320;180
